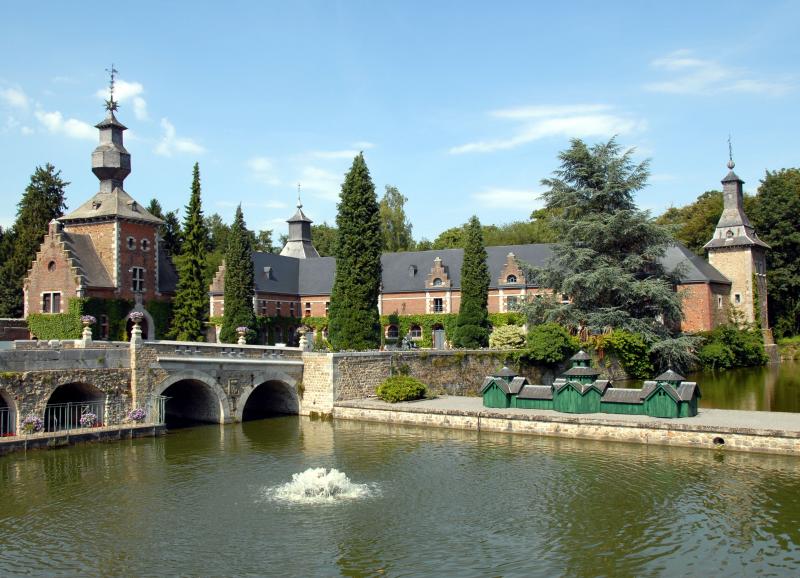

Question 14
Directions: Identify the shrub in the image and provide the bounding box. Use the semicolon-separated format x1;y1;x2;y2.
489;324;526;349
598;330;653;379
376;375;427;403
523;323;579;364
697;341;735;370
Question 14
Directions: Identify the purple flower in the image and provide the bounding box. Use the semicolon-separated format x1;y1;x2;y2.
21;414;44;433
128;408;146;422
79;412;97;428
129;311;145;323
236;326;249;333
80;315;97;325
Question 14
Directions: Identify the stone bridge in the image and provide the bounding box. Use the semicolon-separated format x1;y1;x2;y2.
0;337;311;433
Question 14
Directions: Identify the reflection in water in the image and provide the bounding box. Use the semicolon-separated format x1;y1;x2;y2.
1;417;799;577
689;361;800;413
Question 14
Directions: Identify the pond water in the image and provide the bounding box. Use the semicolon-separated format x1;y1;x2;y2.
688;361;800;413
2;416;800;577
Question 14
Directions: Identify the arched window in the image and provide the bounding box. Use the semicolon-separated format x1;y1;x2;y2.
410;325;422;339
127;236;136;250
432;277;443;287
386;325;399;339
141;238;150;252
506;274;517;284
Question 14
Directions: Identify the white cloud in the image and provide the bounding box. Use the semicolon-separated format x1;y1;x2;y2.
96;79;148;120
247;156;281;186
20;125;33;135
645;49;793;96
299;166;342;201
35;109;95;140
471;188;544;211
0;87;29;109
450;105;645;155
154;118;205;157
307;141;376;160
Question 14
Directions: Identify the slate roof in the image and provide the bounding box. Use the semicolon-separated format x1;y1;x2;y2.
61;232;114;288
553;378;609;395
479;375;529;395
677;382;700;401
157;244;179;294
61;188;163;225
601;388;644;404
655;369;686;382
660;242;731;285
562;366;602;378
242;239;729;297
508;376;528;395
493;366;518;378
517;385;553;400
570;350;592;361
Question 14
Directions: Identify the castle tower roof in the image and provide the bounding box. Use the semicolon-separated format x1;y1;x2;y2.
704;158;769;250
279;186;320;258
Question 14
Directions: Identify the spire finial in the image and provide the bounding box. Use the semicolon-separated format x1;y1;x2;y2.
727;134;735;170
104;64;119;112
296;182;302;208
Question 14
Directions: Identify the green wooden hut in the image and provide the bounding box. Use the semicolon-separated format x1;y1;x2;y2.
514;384;554;410
551;351;609;413
480;366;528;408
642;370;700;418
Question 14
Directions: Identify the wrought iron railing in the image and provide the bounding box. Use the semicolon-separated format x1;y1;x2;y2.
41;395;167;433
0;407;12;436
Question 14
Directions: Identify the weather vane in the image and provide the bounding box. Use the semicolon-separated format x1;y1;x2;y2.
297;182;302;208
727;134;735;169
104;64;119;112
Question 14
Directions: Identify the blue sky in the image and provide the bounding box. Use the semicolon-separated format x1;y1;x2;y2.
1;1;798;241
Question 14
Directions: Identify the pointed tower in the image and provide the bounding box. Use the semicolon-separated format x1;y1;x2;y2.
703;158;769;328
279;187;320;258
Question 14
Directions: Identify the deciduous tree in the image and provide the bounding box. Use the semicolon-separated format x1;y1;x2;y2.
379;185;414;252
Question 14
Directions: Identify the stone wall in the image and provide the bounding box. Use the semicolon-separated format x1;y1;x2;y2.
0;319;29;342
299;352;335;414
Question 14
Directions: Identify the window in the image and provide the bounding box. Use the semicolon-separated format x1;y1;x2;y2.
304;302;311;317
259;300;268;316
408;265;417;277
42;292;61;313
506;274;517;284
100;315;110;339
47;261;56;272
276;301;282;316
325;301;330;316
131;267;145;292
561;293;570;303
433;297;444;312
386;325;399;339
141;238;150;252
410;324;422;339
506;296;518;310
734;293;742;305
717;296;723;309
127;236;136;250
289;302;296;317
432;277;443;287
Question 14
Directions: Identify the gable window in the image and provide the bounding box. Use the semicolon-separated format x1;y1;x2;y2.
127;236;136;250
131;267;145;292
506;274;517;284
433;297;444;313
432;277;443;287
42;292;61;313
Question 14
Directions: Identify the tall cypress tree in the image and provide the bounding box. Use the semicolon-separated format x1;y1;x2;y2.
0;164;68;317
328;153;382;351
170;163;209;341
219;205;256;343
452;215;490;348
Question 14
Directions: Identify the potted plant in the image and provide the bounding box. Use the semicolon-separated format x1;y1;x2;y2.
21;414;44;434
128;408;146;423
79;412;98;428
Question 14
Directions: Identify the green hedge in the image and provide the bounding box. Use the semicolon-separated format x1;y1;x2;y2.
28;297;173;341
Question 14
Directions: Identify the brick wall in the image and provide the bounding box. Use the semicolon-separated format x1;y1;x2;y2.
64;221;117;286
116;221;160;301
23;230;81;317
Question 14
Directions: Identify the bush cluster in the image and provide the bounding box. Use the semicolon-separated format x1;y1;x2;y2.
697;325;767;370
488;324;526;349
376;375;427;403
523;323;579;364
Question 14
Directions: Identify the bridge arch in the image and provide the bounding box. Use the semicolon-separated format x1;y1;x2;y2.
0;387;17;435
44;382;105;432
236;369;299;422
155;369;231;426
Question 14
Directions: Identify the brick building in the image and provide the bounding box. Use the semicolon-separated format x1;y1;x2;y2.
210;161;767;343
23;102;177;339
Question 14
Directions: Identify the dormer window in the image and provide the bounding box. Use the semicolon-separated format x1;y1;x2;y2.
506;274;517;284
127;200;139;212
127;236;136;250
408;265;417;277
264;266;272;279
141;238;150;252
92;200;102;210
